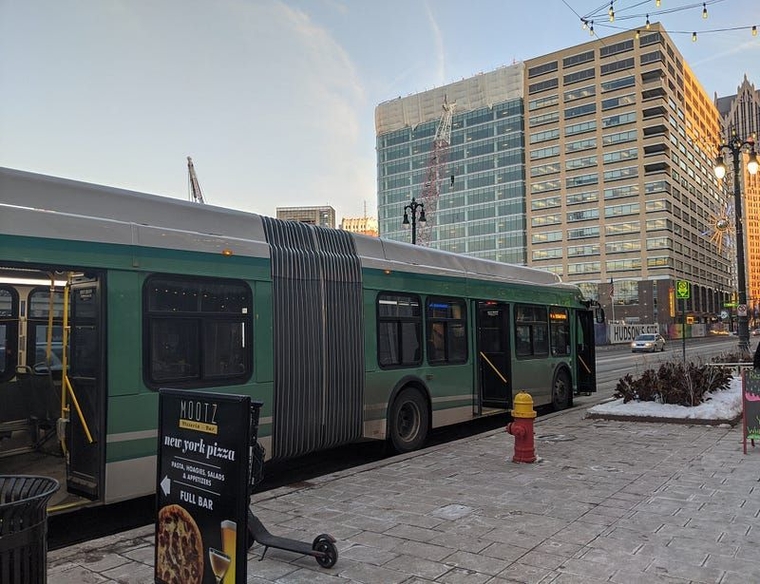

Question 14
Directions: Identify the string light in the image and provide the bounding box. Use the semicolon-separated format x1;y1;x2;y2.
580;2;757;41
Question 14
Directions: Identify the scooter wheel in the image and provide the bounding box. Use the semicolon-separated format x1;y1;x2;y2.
312;534;338;568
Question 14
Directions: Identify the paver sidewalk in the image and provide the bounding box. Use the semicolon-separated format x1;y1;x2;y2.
49;408;760;583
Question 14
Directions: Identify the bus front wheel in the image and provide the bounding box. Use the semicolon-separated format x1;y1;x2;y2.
552;370;572;411
388;388;429;453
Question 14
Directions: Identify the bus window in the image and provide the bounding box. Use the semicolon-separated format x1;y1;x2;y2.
550;308;570;356
29;288;65;319
426;298;467;365
377;293;422;368
27;287;65;369
144;276;252;388
204;321;247;377
0;287;19;383
514;304;549;358
515;325;532;357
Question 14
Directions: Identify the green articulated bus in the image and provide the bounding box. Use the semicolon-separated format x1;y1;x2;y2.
0;167;597;512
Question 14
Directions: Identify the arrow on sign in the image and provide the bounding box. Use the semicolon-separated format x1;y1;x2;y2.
160;475;171;496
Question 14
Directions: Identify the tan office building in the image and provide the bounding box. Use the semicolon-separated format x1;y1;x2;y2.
340;216;379;237
524;24;729;328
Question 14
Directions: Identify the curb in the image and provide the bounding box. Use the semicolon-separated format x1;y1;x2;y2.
584;411;741;426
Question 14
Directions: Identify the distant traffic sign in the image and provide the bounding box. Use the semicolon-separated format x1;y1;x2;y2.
676;280;690;300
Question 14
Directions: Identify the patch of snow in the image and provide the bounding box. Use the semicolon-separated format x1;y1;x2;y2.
587;376;742;420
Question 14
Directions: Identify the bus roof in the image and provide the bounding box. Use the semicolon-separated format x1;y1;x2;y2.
0;166;576;291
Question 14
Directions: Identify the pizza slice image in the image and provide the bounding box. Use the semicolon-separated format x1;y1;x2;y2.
156;504;204;584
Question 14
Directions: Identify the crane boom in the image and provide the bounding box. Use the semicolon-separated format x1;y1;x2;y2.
417;97;455;246
187;156;205;204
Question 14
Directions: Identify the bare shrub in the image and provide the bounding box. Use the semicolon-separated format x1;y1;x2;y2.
613;361;732;406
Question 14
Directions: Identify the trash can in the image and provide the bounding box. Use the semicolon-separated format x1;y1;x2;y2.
0;475;59;584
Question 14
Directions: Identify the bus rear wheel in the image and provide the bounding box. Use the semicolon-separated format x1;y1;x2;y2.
552;370;572;411
388;388;429;453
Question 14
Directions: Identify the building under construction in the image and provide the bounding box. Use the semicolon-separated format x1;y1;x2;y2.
375;65;525;262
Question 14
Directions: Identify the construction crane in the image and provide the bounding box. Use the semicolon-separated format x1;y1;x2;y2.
416;96;455;246
187;156;205;204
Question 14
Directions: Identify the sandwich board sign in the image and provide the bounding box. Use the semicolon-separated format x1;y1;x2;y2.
155;389;250;584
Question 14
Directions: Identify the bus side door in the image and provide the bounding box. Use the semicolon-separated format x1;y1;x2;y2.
476;302;511;408
575;310;596;394
66;279;106;500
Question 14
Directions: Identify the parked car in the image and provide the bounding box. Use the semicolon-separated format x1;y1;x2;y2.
752;328;760;336
631;333;666;353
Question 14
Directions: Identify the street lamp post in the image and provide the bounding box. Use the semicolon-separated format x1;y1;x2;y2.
714;134;759;356
402;197;426;245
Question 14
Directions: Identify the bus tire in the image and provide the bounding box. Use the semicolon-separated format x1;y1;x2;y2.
552;369;572;411
388;387;429;453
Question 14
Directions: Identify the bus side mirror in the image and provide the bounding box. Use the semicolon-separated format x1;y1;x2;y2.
595;308;605;323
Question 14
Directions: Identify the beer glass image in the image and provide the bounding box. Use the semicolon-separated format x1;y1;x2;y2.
221;520;237;583
208;548;231;584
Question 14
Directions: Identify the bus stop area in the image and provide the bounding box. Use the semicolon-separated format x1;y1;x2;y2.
47;405;759;584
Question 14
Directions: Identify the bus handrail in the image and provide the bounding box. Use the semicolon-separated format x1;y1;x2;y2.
479;351;507;385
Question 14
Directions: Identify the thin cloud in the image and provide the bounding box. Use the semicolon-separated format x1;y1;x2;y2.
424;1;446;86
691;38;760;68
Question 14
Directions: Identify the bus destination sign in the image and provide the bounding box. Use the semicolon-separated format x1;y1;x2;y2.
155;389;251;584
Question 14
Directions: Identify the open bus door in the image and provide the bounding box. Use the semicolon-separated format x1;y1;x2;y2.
476;302;511;411
576;310;596;394
65;277;105;500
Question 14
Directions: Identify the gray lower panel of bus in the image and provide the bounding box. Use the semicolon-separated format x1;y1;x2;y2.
262;218;364;460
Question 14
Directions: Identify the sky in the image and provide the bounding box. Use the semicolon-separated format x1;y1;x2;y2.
1;0;758;224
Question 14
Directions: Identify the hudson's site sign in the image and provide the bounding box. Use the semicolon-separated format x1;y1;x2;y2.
609;323;660;344
155;389;250;584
